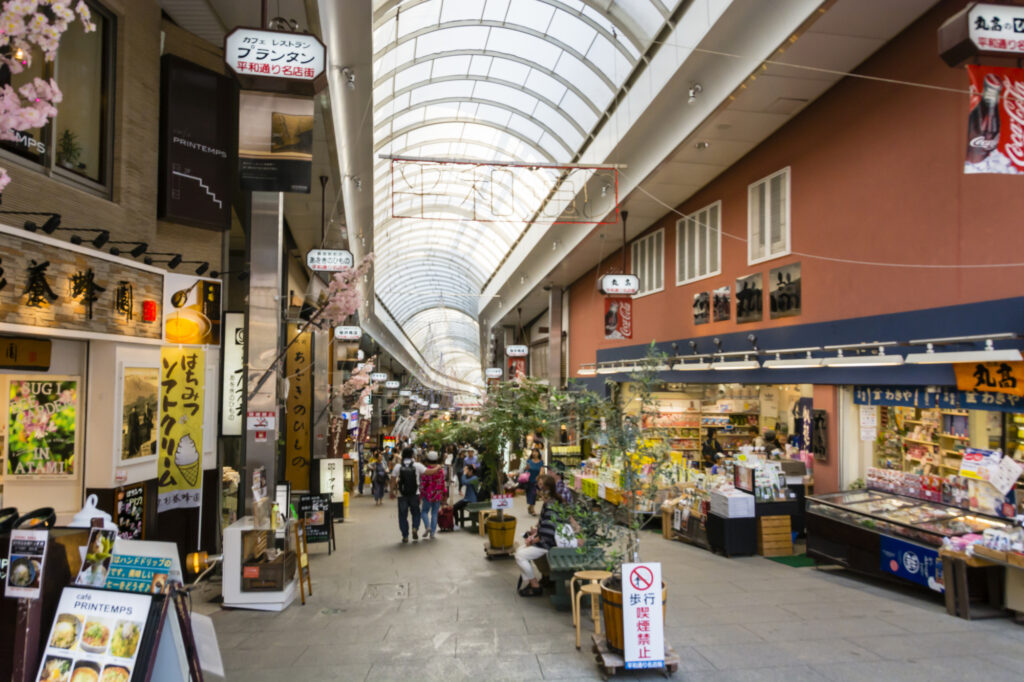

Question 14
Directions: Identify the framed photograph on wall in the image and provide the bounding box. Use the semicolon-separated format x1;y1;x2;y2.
736;273;763;324
119;365;160;465
769;262;801;319
6;375;81;477
712;285;731;322
693;292;710;325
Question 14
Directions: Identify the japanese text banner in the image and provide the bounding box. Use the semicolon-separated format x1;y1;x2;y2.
158;347;205;511
954;361;1024;397
285;324;312;490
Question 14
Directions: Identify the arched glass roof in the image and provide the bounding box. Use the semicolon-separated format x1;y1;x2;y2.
372;0;679;385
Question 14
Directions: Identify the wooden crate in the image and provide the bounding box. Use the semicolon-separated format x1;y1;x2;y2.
662;508;674;540
757;515;793;557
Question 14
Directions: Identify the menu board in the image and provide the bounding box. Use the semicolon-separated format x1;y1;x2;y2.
297;494;331;543
5;528;48;599
116;484;146;540
37;586;152;682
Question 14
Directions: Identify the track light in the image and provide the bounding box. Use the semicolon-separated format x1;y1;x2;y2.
905;340;1023;365
688;83;702;104
144;253;183;269
108;241;148;258
23;214;61;234
823;346;903;367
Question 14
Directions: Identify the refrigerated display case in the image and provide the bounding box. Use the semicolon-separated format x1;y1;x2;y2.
806;489;1015;591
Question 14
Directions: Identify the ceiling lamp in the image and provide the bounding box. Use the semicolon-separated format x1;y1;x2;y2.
577;364;597;376
711;356;760;371
763;350;823;369
672;358;710;371
823;346;903;367
905;339;1022;365
595;364;619;375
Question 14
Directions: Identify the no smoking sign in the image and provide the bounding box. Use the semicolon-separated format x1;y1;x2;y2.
629;565;654;591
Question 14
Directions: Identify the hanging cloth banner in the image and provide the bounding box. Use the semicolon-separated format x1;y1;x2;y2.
158;347;205;511
853;384;1024;412
285;324;312;490
604;297;633;339
964;65;1024;174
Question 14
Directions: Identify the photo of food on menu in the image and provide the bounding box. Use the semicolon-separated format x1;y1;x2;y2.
37;587;152;682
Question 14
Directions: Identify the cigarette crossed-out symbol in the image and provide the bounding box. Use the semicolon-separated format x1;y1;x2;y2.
629;566;654;591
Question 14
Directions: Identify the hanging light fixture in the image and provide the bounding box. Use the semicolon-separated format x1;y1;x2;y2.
905;335;1022;364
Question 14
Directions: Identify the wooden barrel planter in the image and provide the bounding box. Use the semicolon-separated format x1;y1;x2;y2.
600;577;667;653
485;514;517;551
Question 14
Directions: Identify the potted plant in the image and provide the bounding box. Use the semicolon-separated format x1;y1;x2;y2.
57;129;82;170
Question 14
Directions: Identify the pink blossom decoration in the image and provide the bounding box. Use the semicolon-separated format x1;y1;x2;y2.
322;253;374;327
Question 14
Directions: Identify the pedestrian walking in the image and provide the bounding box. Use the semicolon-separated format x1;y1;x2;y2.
390;446;441;543
372;452;389;505
420;450;447;539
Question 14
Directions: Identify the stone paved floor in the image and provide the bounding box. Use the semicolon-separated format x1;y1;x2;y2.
203;495;1024;681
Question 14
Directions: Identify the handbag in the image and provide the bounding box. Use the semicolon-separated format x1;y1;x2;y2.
518;472;531;485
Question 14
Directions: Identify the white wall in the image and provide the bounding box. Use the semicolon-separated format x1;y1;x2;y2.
839;387;874;489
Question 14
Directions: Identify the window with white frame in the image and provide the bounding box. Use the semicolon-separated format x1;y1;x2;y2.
747;167;790;264
676;201;721;285
630;228;664;296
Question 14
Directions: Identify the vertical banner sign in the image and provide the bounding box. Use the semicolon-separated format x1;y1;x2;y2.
604;297;632;339
158;347;205;511
285;324;312;490
965;65;1024;174
622;562;664;670
221;312;245;435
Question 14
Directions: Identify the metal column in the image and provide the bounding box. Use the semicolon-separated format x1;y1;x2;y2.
243;191;283;513
548;286;563;388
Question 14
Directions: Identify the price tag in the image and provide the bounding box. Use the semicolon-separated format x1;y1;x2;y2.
598;484;607;499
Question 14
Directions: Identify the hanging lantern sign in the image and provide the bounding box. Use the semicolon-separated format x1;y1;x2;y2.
506;344;529;357
370;372;388;382
485;367;503;378
224;27;327;95
334;326;362;340
307;249;354;272
399;390;411;397
385;380;400;389
430;403;439;409
599;274;640;296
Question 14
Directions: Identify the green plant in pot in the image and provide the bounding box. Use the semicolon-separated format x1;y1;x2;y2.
557;344;676;652
476;376;555;550
57;129;82;170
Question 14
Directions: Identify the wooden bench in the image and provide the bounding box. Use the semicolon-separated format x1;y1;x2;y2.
547;547;606;611
457;501;491;531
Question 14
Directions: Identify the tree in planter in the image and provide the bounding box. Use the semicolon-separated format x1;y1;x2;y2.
56;127;80;169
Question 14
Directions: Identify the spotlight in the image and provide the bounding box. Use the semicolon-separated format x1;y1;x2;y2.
195;262;209;275
23;220;39;232
41;214;60;233
108;246;121;256
91;231;109;248
69;234;83;244
688;83;702;104
168;254;182;269
130;243;148;257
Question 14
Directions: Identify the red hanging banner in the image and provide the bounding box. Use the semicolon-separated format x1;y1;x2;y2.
604;297;633;340
965;65;1024;174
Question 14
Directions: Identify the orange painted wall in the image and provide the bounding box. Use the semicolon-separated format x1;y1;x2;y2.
812;385;840;494
569;0;1024;375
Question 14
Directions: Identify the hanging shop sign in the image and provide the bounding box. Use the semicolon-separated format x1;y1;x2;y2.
221;312;245;436
384;380;400;389
0;336;51;370
484;367;503;379
964;65;1024;174
370;372;387;382
158;55;233;231
158;348;205;511
954;360;1024;396
429;403;439;409
225;27;327;94
940;3;1024;65
163;274;222;346
599;274;639;296
0;227;162;339
399;390;411;397
506;344;529;357
334;325;362;340
622;562;665;670
119;367;159;464
854;384;1024;413
285;324;312;491
306;249;353;272
769;262;801;319
604;297;632;339
7;376;79;476
238;90;314;193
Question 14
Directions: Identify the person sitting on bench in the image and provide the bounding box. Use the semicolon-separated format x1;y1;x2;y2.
453;464;479;522
515;474;560;597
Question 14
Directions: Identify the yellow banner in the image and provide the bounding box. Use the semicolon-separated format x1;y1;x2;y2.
285;324;312;490
954;361;1024;397
158;347;205;510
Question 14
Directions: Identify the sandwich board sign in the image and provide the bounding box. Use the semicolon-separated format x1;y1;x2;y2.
622;562;664;670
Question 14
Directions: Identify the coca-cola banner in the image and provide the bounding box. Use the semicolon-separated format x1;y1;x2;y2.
965;65;1024;174
604;297;633;340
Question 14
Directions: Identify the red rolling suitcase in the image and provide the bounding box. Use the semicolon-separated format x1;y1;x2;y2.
438;505;455;532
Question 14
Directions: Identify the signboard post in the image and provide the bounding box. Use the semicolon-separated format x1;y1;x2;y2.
306;249;353;272
622;562;664;670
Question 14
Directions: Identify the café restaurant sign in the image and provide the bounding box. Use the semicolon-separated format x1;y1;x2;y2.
0;226;162;340
968;4;1024;55
599;274;640;296
225;27;326;94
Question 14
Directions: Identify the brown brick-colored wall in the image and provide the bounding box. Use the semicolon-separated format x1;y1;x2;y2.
0;1;224;273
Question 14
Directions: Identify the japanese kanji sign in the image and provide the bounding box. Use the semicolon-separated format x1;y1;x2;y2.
954;361;1024;397
854;384;1024;413
306;249;353;272
599;274;639;295
158;347;206;512
285;324;312;490
968;5;1024;55
623;562;664;670
221;312;245;436
225;27;325;83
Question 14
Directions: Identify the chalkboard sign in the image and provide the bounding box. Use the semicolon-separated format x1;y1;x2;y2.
116;483;146;540
297;494;331;544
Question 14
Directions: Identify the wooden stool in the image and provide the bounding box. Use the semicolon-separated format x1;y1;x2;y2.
478;510;496;536
571;570;612;644
575;583;603;649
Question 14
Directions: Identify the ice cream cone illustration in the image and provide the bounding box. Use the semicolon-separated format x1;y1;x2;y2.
174;434;201;487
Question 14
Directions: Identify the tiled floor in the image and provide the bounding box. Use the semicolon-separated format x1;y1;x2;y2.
202;496;1024;681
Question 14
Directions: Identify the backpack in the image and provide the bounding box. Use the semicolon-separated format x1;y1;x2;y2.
398;462;418;496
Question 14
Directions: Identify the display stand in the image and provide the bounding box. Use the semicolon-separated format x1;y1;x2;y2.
221;516;297;611
705;514;756;557
293;520;313;605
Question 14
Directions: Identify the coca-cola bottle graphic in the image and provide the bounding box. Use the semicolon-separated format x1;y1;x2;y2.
605;302;619;337
967;73;1002;164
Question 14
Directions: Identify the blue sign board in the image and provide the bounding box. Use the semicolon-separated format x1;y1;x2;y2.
854;385;1024;413
106;554;173;593
879;536;943;593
